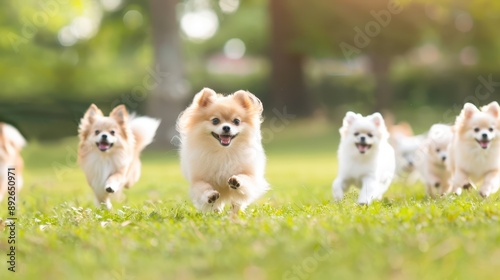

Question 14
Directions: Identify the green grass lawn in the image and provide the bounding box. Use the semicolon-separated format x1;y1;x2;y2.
1;120;500;280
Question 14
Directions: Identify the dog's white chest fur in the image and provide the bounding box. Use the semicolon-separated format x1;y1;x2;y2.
181;144;263;188
455;141;500;180
338;142;395;183
81;152;130;189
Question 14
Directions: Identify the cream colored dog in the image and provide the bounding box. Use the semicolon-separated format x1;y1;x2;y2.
177;88;269;214
0;123;26;202
448;102;500;197
419;124;453;197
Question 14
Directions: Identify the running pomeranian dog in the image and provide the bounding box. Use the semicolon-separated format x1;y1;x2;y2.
177;88;269;214
78;104;160;209
419;124;453;197
0;123;26;202
332;112;395;205
448;102;500;197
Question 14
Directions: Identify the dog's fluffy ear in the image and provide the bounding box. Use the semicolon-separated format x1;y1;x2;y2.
83;104;103;123
340;112;360;135
369;113;385;128
110;105;128;124
483;101;500;118
79;104;103;139
0;123;26;154
370;112;390;138
234;90;263;114
342;111;359;127
194;88;217;107
461;103;479;119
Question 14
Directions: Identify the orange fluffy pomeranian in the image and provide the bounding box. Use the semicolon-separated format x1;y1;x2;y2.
177;88;269;214
78;104;160;209
0;123;26;202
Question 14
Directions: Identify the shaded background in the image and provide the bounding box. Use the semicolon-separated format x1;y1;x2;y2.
1;0;500;146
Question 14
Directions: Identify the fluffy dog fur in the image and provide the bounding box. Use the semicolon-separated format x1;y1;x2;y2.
332;112;395;205
78;104;160;209
0;123;26;202
419;124;453;197
448;102;500;197
387;119;424;183
177;88;269;214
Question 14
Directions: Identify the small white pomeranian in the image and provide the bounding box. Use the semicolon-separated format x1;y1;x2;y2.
0;123;26;202
78;104;160;209
448;102;500;197
419;124;453;197
177;88;269;214
332;112;395;205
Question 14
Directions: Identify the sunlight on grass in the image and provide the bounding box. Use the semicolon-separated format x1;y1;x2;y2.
1;120;499;279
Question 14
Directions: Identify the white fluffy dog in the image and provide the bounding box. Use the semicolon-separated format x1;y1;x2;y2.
332;112;395;205
419;124;453;197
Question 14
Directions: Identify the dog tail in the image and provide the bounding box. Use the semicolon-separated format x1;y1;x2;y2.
129;115;161;153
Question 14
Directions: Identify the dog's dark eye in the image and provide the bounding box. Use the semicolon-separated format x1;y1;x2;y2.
95;130;100;135
233;119;240;125
436;148;440;153
354;132;360;136
489;127;494;132
474;128;480;132
110;130;115;136
367;133;373;138
212;118;220;125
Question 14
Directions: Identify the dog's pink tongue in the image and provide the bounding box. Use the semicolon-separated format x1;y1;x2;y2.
479;140;489;149
99;142;110;150
220;135;231;145
357;144;368;153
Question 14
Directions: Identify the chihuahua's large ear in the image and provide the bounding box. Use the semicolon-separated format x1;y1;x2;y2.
483;101;500;118
110;105;128;124
83;104;103;123
461;103;479;119
194;88;217;107
234;90;263;114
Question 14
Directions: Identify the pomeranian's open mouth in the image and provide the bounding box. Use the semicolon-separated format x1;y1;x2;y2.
355;143;372;154
96;141;114;152
476;139;490;149
211;132;238;146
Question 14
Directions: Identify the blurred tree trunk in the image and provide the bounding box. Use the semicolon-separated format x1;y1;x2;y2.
269;0;313;117
147;0;187;149
369;54;393;112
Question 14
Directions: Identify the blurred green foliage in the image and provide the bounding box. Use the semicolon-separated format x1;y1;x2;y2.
1;0;500;139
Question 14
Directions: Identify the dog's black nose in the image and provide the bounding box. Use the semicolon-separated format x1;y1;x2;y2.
482;133;488;139
408;161;414;167
101;134;107;139
442;156;446;161
223;126;230;133
360;136;366;142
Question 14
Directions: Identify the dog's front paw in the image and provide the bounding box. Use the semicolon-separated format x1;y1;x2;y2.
207;190;220;204
105;182;119;193
479;190;490;198
462;183;473;190
228;176;241;189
